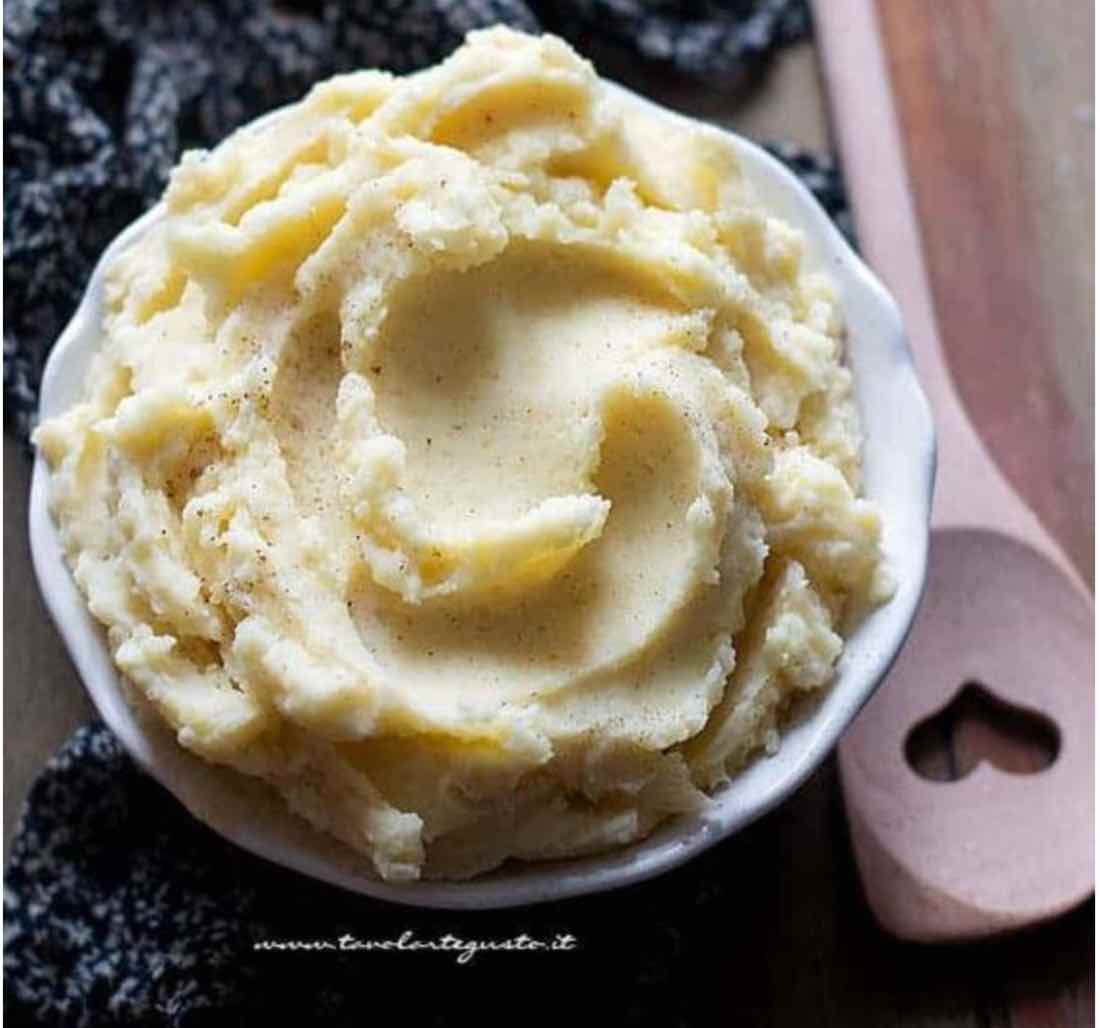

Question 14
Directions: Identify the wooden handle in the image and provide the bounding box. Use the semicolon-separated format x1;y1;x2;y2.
810;0;1079;586
815;0;1095;944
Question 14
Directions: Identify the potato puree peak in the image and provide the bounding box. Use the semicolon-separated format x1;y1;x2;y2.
36;27;891;881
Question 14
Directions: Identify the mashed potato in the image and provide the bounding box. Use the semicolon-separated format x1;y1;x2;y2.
36;27;891;881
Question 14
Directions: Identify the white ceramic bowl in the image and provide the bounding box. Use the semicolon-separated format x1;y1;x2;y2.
29;86;935;910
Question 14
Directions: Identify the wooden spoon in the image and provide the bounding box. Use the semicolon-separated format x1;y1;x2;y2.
813;0;1094;941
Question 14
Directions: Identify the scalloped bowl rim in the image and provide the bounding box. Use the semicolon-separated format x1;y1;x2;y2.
29;83;935;910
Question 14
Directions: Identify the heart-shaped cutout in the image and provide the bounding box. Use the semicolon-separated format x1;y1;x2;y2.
839;528;1093;941
904;681;1060;782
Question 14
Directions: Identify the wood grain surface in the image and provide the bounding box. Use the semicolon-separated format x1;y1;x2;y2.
874;0;1094;585
847;2;1093;1021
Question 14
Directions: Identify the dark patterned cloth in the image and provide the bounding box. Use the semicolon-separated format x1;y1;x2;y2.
5;2;853;1025
8;721;763;1028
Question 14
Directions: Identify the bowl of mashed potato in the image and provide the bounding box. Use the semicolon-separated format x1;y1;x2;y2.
30;27;933;907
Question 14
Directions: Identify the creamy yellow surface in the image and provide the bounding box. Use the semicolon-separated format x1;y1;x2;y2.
36;27;891;881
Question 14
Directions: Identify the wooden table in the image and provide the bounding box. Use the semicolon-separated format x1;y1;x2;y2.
4;15;1092;1025
875;0;1094;588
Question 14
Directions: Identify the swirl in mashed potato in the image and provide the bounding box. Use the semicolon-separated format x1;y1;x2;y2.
36;27;891;881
